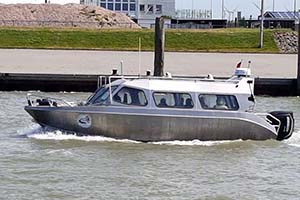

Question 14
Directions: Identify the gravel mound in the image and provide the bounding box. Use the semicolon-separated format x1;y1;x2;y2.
0;3;139;29
274;31;298;54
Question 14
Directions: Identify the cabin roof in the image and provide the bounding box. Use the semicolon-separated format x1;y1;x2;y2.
120;78;252;94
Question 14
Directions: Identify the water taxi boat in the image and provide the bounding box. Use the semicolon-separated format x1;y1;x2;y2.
25;68;294;141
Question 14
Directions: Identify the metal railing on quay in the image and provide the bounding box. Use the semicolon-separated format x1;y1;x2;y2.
0;20;137;29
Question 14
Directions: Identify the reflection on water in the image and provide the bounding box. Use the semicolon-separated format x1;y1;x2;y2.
1;91;300;199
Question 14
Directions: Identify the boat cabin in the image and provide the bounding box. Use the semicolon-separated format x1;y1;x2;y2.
86;72;255;112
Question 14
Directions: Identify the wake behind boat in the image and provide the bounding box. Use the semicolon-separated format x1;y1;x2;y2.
25;68;294;141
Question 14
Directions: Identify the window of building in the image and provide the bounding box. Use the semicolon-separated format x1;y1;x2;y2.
113;87;148;106
130;0;135;2
139;4;145;12
130;4;136;11
147;4;153;14
115;3;121;10
100;3;106;8
115;0;121;2
107;3;113;10
122;3;128;11
153;92;194;108
199;94;239;111
156;5;162;14
123;0;128;2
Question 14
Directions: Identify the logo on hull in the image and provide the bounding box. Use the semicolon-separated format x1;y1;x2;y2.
77;114;92;128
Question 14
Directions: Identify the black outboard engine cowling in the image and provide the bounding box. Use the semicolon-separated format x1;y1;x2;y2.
269;111;294;141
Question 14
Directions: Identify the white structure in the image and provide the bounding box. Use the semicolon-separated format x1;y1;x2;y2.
80;0;175;28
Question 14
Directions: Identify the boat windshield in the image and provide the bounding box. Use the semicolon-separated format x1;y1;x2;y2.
113;87;148;106
87;85;118;105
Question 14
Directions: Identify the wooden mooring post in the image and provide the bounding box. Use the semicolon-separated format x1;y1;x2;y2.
154;17;165;76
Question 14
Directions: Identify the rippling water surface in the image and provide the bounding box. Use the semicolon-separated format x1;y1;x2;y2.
1;91;300;200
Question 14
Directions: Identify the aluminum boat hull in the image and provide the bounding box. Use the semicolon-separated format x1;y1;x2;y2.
25;106;278;141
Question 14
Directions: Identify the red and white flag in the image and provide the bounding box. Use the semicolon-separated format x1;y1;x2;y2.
236;61;242;68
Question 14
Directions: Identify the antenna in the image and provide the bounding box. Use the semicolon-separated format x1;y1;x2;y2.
248;60;252;69
120;60;124;76
138;37;142;76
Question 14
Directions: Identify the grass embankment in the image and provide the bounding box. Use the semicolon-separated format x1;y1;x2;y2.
0;27;281;53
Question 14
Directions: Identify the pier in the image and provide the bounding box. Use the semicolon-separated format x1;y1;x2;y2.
0;73;297;96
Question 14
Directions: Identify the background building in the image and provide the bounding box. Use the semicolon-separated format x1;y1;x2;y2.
172;9;226;29
245;11;300;29
263;11;299;29
80;0;175;28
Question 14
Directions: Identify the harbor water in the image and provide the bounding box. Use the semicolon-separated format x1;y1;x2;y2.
1;91;300;200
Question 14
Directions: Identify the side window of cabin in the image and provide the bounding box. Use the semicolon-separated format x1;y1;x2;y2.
153;92;194;108
113;87;148;106
199;94;239;111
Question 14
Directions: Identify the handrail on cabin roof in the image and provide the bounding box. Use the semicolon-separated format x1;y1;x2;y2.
103;75;247;84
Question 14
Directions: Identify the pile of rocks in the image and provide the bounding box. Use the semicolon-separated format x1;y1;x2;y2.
0;3;140;29
274;31;298;53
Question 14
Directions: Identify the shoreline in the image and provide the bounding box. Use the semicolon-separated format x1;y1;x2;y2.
0;47;295;54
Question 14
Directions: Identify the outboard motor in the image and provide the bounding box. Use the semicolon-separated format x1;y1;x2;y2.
268;111;294;141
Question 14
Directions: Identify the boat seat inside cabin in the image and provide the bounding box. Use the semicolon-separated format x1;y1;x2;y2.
158;98;168;107
123;93;129;104
185;98;193;108
114;95;121;103
214;97;228;110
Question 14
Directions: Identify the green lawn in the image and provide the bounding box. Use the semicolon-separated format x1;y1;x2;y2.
0;27;282;53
